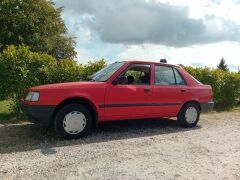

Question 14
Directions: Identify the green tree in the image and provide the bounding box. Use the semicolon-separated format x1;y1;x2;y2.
0;0;76;60
217;58;229;71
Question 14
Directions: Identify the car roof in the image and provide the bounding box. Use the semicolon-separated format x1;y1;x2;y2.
120;60;179;68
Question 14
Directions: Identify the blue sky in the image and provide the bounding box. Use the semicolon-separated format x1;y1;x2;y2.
55;0;240;71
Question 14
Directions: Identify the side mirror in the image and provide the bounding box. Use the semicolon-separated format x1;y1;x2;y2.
112;76;128;85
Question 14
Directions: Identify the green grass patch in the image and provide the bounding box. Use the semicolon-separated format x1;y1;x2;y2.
0;100;14;121
0;100;27;124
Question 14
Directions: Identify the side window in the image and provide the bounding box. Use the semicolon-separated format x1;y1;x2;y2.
174;68;186;85
155;66;175;85
121;64;151;85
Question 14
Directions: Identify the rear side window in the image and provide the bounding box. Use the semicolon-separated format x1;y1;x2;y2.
155;66;175;85
173;68;186;85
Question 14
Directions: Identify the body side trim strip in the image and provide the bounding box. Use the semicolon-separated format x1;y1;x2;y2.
99;102;180;108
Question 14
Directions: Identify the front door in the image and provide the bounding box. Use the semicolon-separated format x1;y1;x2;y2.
104;63;152;120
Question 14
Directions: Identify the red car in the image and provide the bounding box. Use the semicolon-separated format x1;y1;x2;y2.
21;61;214;139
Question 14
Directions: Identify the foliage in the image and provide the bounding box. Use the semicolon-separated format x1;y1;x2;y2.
0;45;106;116
0;0;76;60
217;58;229;71
0;45;57;115
81;59;107;80
49;59;83;83
183;66;240;109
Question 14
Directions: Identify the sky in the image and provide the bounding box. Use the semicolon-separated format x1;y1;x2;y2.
54;0;240;71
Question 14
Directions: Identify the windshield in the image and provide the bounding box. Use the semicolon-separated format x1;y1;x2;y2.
90;61;125;82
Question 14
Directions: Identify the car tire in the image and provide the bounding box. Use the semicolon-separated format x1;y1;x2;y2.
54;104;92;139
178;102;200;128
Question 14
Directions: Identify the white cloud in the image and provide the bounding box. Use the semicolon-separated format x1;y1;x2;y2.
117;42;240;70
54;0;240;70
55;0;240;47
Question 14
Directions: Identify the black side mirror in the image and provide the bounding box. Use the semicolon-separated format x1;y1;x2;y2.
112;76;128;85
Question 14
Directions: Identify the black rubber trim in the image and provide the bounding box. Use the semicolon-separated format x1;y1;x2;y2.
99;102;180;108
20;103;55;126
200;101;214;113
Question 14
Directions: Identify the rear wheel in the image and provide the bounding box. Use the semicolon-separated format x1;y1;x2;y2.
54;104;92;139
178;103;200;128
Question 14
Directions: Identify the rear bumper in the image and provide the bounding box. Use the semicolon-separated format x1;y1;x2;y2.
21;103;55;126
200;101;214;113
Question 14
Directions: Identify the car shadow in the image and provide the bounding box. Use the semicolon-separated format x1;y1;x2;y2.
0;118;201;154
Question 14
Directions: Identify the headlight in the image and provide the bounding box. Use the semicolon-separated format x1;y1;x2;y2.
25;92;40;102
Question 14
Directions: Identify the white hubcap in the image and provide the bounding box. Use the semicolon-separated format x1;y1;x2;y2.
185;107;198;124
63;111;86;134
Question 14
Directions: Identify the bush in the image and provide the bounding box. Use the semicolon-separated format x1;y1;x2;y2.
183;66;240;109
0;45;57;115
49;59;84;83
0;45;106;116
81;59;107;80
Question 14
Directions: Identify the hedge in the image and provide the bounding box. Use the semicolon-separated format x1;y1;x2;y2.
183;66;240;110
0;45;106;116
0;45;239;116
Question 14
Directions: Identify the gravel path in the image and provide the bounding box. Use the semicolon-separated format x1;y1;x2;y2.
0;111;240;180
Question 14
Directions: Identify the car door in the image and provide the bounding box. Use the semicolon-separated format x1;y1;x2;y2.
151;65;189;116
104;63;152;120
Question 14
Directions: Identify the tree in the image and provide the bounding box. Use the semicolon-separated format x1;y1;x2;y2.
0;0;76;60
217;58;229;71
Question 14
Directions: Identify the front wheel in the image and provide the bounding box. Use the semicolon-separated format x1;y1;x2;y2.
178;103;200;128
54;104;92;139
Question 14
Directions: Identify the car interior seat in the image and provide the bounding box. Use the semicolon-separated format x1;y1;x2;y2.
127;76;135;84
139;73;150;84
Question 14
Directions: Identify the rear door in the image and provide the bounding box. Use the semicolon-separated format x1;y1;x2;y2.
151;65;189;116
103;63;152;120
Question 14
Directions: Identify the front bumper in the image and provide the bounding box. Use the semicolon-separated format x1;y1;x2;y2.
21;103;56;126
200;101;214;113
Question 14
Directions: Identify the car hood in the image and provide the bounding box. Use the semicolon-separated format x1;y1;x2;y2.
29;81;106;91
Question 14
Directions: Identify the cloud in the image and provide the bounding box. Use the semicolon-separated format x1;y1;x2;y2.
55;0;240;47
116;42;240;71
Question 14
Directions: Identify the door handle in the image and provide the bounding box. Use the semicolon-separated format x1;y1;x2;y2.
144;88;151;92
181;89;187;92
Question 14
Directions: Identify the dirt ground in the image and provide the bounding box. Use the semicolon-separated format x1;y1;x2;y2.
0;111;240;180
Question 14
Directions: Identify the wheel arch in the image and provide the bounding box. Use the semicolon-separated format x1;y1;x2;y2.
179;100;201;114
51;96;98;128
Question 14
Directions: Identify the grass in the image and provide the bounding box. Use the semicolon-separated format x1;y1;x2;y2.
0;100;29;124
0;100;13;121
0;100;25;124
